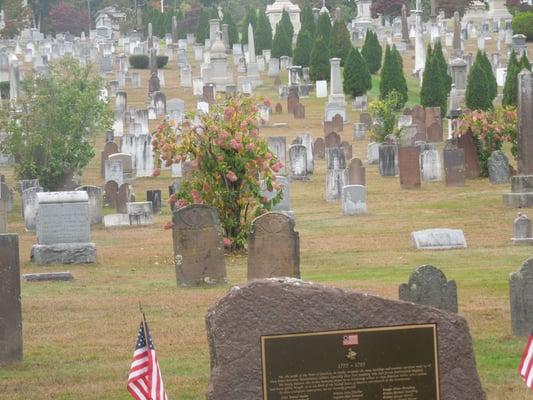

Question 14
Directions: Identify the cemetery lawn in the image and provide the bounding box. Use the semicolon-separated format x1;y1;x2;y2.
2;41;532;399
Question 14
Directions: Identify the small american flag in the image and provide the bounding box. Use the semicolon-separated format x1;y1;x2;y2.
343;334;359;346
520;332;533;389
127;316;169;400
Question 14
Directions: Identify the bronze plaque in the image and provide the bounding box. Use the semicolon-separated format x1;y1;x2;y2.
261;324;439;400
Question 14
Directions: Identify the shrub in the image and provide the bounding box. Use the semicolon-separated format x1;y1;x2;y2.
195;8;210;44
309;36;330;81
343;47;372;97
512;12;533;41
49;2;90;36
293;29;313;67
369;90;403;143
503;51;520;107
255;10;273;55
421;43;447;116
465;55;494;111
129;54;149;69
316;12;332;44
272;23;292;58
455;107;518;175
151;96;282;251
379;45;407;107
361;30;382;74
157;56;168;69
1;57;112;190
329;19;352;65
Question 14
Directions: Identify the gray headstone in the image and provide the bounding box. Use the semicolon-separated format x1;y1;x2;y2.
341;185;367;215
172;205;227;286
75;186;102;225
288;144;309;180
247;212;300;280
487;150;510;184
205;279;486;400
0;234;22;365
411;229;467;250
513;213;533;244
399;265;458;313
267;137;287;175
379;144;398;177
420;149;442;182
510;258;533;336
325;148;346;202
127;202;153;225
23;272;74;282
22;186;43;231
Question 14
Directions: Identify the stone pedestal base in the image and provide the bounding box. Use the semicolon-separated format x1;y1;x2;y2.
503;193;533;208
31;243;97;265
512;238;533;245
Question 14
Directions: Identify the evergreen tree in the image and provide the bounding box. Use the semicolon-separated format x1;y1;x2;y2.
329;19;352;65
316;12;332;45
222;12;239;48
241;7;257;45
380;44;408;106
465;56;493;111
272;23;292;58
420;49;447;116
255;9;273;55
477;51;497;101
520;52;532;71
195;8;210;44
300;3;316;38
361;30;382;74
310;35;330;81
432;39;452;94
343;47;372;97
279;10;294;41
503;50;520;107
293;29;313;67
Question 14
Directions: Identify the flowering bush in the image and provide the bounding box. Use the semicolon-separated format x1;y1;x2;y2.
151;95;283;251
454;107;518;176
368;90;403;143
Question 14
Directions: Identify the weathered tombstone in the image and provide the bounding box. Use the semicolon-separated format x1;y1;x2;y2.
360;112;372;128
287;87;299;114
101;141;119;178
205;279;486;400
31;192;96;264
457;133;481;179
347;158;366;186
488;150;510;184
23;272;73;282
341;185;367;215
411;229;467;250
117;184;131;214
147;190;162;214
127;202;153;225
313;138;325;159
324;131;341;149
294;133;314;174
411;105;426;141
267;137;287;175
425;107;443;143
378;144;398;177
399;146;421;189
0;182;12;213
367;142;380;165
22;186;43;231
518;70;533;174
0;234;22;365
104;159;124;186
104;180;119;208
352;123;367;140
503;176;533;208
510;258;533;336
172;204;227;286
399;265;458;313
420;148;442;182
325;148;346;202
247;212;300;280
443;147;466;187
288;144;309;180
332;114;344;132
512;213;533;244
19;179;39;193
293;103;305;119
340;141;352;161
75;186;102;225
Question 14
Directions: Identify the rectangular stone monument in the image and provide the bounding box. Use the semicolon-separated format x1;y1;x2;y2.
518;71;533;174
399;146;421;189
411;229;467;250
267;137;287;175
0;234;22;365
342;185;367;215
247;212;299;280
510;258;533;336
443;148;466;186
127;202;153;225
379;144;398;177
31;192;96;264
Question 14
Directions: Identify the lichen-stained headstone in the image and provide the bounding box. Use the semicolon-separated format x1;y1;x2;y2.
510;258;533;336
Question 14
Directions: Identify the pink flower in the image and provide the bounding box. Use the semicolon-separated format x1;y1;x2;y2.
224;107;235;121
220;130;230;139
163;221;175;230
223;237;232;247
191;189;202;204
177;199;188;208
250;129;259;138
152;169;160;177
226;171;238;182
246;143;256;151
230;139;243;151
265;152;272;160
271;161;283;173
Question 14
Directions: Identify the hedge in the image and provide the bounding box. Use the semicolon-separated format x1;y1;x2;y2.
512;12;533;41
128;55;169;69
